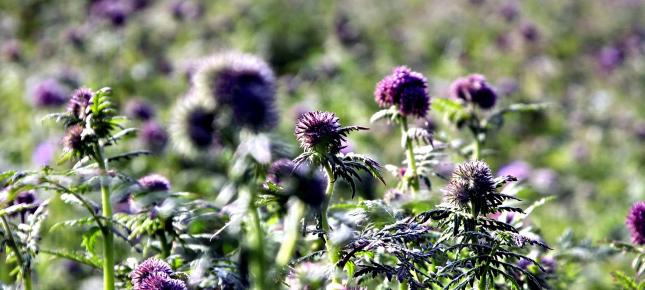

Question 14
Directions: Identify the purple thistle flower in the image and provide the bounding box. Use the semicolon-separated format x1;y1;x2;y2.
138;272;187;290
627;202;645;245
141;121;168;153
295;111;345;155
193;52;278;131
33;79;68;107
125;99;155;121
374;66;430;118
450;74;498;109
597;45;625;73
499;2;519;22
540;255;557;274
520;23;539;42
443;160;495;208
170;96;218;156
267;159;326;207
91;0;132;27
131;258;175;289
32;141;56;166
67;87;93;118
63;125;85;153
497;160;531;181
138;174;171;192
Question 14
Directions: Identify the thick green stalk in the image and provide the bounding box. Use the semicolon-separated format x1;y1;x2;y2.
158;231;171;258
400;118;419;192
1;216;32;290
472;135;481;161
276;200;306;267
95;147;115;290
320;163;340;281
247;190;267;290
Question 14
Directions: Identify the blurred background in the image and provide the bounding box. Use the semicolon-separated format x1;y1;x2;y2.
0;0;643;289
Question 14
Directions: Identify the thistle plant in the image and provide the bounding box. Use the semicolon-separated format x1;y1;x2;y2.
371;66;433;194
293;111;384;274
421;160;550;289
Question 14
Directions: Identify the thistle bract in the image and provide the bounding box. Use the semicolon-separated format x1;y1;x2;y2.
374;66;430;118
627;201;645;245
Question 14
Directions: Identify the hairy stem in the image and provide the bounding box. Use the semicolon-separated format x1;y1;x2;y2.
247;189;267;290
1;216;32;290
95;146;115;290
400;118;420;193
276;199;306;267
320;163;340;281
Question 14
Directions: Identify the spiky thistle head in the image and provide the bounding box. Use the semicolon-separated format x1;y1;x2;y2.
170;96;218;157
295;111;365;156
137;272;187;290
62;124;87;155
450;74;498;109
131;258;174;289
374;66;430;118
627;202;645;245
443;160;496;209
138;174;171;192
193;52;277;131
67;87;93;119
267;159;326;207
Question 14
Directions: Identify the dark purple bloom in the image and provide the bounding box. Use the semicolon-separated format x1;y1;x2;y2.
33;79;68;107
138;272;187;290
138;174;171;192
374;66;430;118
450;74;498;109
67;87;93;118
32;141;56;166
517;258;532;270
295;111;347;155
540;255;556;274
125;99;155;121
443;160;495;208
170;0;203;21
267;159;326;207
499;2;519;22
170;97;218;156
597;45;625;73
193;52;278;131
141;121;168;153
63;125;85;153
520;23;539;42
497;160;531;181
132;258;175;289
91;0;132;27
627;202;645;245
187;107;216;148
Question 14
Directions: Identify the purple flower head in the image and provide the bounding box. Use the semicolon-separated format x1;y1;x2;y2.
170;96;218;157
499;2;519;22
138;174;171;192
627;202;645;245
125;99;155;121
597;45;625;73
450;74;498;109
295;111;347;155
443;160;495;208
374;66;430;118
193;52;278;131
170;0;204;21
67;87;93;118
63;125;85;153
33;79;67;107
131;258;174;289
497;160;531;181
32;141;56;166
267;159;326;207
139;272;187;290
540;255;556;274
91;0;132;27
141;121;168;153
517;258;531;270
520;23;539;42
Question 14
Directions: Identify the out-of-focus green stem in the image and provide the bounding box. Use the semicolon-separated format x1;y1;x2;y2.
158;231;171;258
320;163;340;282
276;199;306;267
1;216;32;290
400;118;419;193
247;190;267;290
95;146;115;290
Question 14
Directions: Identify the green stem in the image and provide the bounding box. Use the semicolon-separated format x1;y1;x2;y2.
400;118;419;192
276;200;306;267
472;135;481;161
247;190;267;290
158;231;171;258
320;163;340;281
95;147;115;290
1;216;32;290
399;281;409;290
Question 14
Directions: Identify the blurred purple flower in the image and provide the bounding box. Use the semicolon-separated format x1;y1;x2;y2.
499;2;519;22
374;66;430;118
2;39;22;62
138;174;171;192
497;160;531;181
529;168;558;193
141;121;168;153
170;0;203;21
33;79;68;107
540;255;557;274
520;23;539;42
450;74;498;109
125;99;155;121
90;0;132;27
627;202;645;245
32;141;56;166
597;45;625;73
